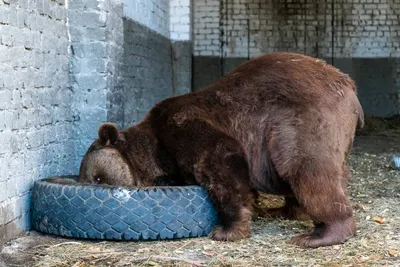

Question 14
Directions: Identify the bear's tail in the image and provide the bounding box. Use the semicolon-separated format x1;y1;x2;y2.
356;100;364;129
349;79;364;129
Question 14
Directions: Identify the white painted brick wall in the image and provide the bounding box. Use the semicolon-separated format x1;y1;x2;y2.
0;0;192;245
193;0;400;58
331;0;400;58
123;0;170;37
193;0;220;56
170;0;191;41
0;0;72;241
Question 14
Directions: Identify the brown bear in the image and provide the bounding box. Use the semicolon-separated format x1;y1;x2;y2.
78;52;364;248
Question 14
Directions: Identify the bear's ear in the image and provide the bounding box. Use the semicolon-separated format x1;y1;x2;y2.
98;123;126;146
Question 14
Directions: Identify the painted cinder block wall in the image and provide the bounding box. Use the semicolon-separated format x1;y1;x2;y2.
192;0;400;117
0;0;192;245
121;0;192;128
0;0;72;244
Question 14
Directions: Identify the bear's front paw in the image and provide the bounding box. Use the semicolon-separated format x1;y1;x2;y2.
210;225;251;241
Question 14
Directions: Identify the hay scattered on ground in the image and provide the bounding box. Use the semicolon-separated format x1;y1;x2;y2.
348;152;400;201
357;114;400;136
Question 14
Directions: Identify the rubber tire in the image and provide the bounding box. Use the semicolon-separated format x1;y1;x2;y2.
31;176;219;241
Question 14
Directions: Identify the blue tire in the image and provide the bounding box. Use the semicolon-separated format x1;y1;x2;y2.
31;176;219;241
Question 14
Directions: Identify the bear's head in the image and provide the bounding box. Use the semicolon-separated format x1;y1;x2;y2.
78;123;164;187
78;123;134;186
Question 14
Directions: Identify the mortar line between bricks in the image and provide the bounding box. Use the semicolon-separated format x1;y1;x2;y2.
0;211;30;227
0;192;31;207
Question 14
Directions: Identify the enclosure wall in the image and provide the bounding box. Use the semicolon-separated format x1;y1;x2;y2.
122;0;174;127
0;0;193;245
192;0;400;117
0;0;72;244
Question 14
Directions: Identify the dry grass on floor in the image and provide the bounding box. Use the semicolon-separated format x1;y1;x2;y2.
356;114;400;136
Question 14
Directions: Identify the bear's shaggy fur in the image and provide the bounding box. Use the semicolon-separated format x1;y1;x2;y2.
78;52;364;248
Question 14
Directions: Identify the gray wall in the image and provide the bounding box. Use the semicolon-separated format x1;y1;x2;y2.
172;41;193;97
0;0;189;245
68;0;119;161
0;0;73;243
122;19;174;127
120;0;193;127
332;58;400;118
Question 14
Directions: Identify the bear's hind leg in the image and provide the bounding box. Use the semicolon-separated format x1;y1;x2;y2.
287;167;356;248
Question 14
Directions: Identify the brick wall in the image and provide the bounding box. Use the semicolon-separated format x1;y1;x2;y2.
122;20;174;127
124;0;170;37
0;0;195;245
192;0;400;117
193;0;220;57
106;0;125;128
193;0;400;58
170;0;191;41
170;0;192;96
0;0;71;243
68;0;113;160
326;1;400;58
121;0;175;127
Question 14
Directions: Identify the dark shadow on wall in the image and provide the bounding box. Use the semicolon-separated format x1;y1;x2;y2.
107;19;193;129
332;57;400;118
193;56;400;118
192;57;248;91
171;41;193;96
120;18;174;129
106;64;125;130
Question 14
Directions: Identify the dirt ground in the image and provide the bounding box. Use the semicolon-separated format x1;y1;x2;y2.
1;119;400;267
